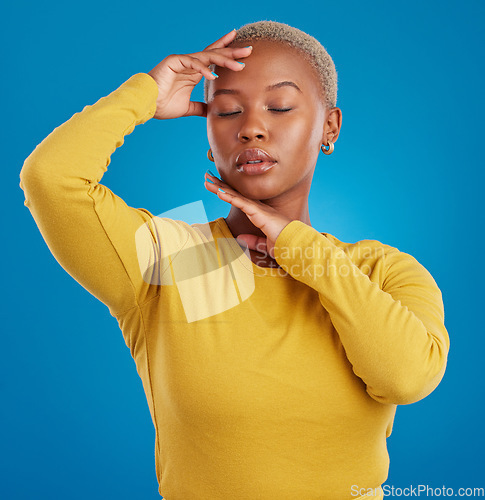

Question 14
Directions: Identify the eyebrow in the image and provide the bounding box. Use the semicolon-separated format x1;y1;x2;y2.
211;81;302;99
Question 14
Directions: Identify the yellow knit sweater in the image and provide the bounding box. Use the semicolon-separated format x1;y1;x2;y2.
19;73;449;500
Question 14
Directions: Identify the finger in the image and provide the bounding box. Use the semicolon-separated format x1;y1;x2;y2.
204;176;250;204
205;170;222;183
204;171;258;196
203;174;238;196
268;244;276;260
215;187;257;216
238;235;276;261
204;171;220;183
204;171;233;190
204;177;232;198
255;238;268;255
236;234;268;254
216;189;273;238
186;101;207;118
204;177;263;216
203;29;237;51
202;45;253;59
171;55;219;80
193;49;253;72
204;176;269;219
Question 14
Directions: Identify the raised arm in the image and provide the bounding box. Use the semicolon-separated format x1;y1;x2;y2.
273;220;450;406
19;73;160;317
19;29;253;319
202;172;450;406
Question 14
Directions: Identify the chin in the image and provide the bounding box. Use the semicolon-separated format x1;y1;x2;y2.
220;168;283;200
234;179;283;202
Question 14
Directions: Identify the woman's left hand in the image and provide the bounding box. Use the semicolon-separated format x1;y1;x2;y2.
204;171;292;259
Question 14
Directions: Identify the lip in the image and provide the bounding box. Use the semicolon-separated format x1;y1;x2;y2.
236;161;276;175
235;148;277;176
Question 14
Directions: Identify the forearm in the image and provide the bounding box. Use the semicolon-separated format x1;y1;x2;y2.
274;220;449;405
20;73;158;186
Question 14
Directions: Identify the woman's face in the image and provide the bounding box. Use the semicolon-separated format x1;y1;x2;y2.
206;40;328;202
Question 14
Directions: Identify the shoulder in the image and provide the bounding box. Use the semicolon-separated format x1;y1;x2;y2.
322;230;397;262
321;231;428;287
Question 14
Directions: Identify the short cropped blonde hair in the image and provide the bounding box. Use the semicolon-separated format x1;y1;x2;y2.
204;20;338;109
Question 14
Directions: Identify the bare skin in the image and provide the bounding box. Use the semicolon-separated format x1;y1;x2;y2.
147;29;342;267
147;30;252;119
205;38;342;265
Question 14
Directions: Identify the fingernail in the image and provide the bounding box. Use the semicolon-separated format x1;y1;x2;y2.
207;169;218;178
245;46;253;49
205;176;214;184
218;188;226;194
237;62;245;66
211;71;219;78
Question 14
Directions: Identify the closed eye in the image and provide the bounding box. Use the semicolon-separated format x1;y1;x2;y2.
217;108;292;117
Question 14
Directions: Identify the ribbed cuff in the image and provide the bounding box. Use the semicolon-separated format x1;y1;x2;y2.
273;220;336;286
274;220;310;256
119;72;159;124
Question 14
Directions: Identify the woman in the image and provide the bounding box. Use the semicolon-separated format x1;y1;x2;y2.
19;21;449;500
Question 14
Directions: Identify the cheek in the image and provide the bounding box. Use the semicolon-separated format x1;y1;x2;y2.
207;119;238;173
207;119;235;151
278;115;320;161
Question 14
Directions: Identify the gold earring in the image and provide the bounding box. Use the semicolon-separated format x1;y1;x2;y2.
321;139;334;155
207;148;215;162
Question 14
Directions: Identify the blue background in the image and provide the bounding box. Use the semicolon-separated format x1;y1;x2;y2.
2;0;484;498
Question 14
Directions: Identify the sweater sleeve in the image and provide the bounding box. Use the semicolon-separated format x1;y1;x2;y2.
19;73;161;318
273;220;450;406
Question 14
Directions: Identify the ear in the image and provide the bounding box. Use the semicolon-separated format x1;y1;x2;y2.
321;107;342;145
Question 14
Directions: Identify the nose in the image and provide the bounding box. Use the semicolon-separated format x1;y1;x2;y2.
237;109;268;143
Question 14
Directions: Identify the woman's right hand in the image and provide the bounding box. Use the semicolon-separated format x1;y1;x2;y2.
147;29;252;120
